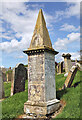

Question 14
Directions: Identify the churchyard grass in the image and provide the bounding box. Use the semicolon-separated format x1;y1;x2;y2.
55;70;81;119
4;82;11;98
2;80;28;119
2;70;81;119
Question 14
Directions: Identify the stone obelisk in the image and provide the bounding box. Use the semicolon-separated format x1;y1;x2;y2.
23;9;60;116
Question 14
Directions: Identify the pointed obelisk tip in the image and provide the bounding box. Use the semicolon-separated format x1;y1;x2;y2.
39;9;42;12
39;9;43;13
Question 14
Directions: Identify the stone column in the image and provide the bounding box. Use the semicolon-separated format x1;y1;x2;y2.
62;53;72;73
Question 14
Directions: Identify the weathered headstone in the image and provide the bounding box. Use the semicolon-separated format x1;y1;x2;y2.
63;65;78;88
59;62;63;74
7;72;12;82
57;64;59;73
0;70;4;99
25;67;28;79
23;9;60;116
56;62;63;74
11;63;27;96
62;53;72;73
2;72;7;82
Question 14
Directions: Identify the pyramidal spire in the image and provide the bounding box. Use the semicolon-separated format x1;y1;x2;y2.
29;9;52;49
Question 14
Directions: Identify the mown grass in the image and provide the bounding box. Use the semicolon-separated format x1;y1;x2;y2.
2;70;81;119
2;80;28;119
4;82;11;98
55;70;81;119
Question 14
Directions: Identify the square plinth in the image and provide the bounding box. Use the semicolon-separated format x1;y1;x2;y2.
24;99;60;115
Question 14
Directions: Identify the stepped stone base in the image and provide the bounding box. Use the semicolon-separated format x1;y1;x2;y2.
24;99;60;115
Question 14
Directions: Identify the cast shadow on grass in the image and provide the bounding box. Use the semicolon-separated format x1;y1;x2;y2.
56;89;68;100
72;81;81;88
56;80;81;100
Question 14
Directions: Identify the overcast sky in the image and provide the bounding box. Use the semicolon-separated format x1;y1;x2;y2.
0;1;80;68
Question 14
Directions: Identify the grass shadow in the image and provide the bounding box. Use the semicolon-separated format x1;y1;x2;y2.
72;81;81;88
56;89;68;100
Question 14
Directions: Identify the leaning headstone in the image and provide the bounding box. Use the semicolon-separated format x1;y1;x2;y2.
11;63;27;96
0;70;4;99
62;53;72;73
23;9;60;117
63;65;78;88
76;60;82;71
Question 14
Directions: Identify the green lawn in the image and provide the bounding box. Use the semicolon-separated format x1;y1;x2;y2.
55;70;81;119
2;80;28;119
2;70;81;119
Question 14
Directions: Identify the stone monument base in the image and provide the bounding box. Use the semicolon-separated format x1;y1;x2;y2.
24;99;60;116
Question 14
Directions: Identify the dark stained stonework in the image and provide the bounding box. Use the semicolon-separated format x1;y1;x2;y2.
11;63;27;96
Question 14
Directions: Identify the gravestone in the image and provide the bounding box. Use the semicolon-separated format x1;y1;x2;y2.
62;53;72;73
7;72;12;82
56;62;63;74
23;9;60;116
59;62;63;74
0;70;4;99
25;67;28;79
11;63;27;96
63;65;78;88
57;64;59;73
2;72;7;82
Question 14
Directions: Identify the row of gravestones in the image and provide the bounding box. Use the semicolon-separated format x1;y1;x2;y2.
1;66;28;83
0;63;27;99
56;53;80;89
